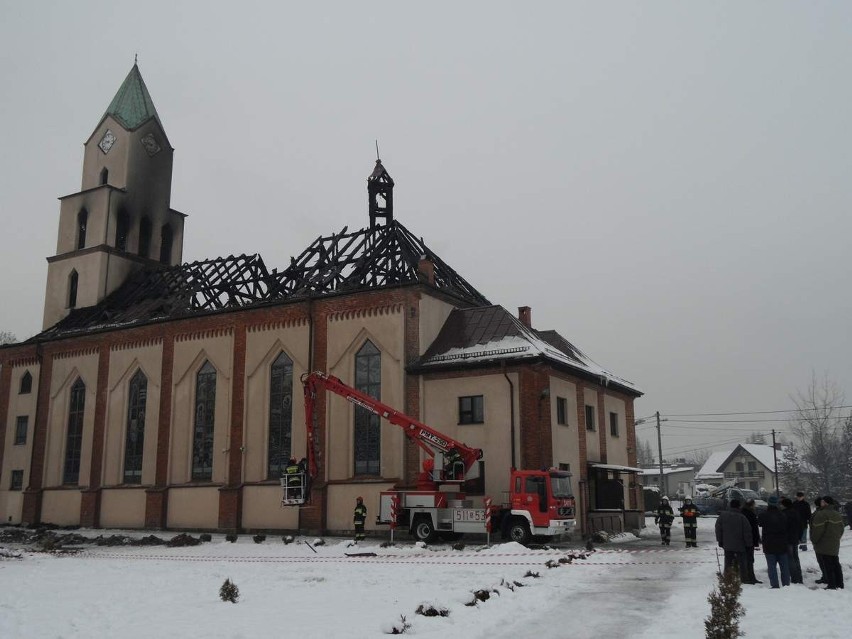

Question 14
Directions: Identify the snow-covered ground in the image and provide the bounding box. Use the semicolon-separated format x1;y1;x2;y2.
0;517;849;638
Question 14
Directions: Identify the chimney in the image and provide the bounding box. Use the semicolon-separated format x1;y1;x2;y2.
518;306;532;328
417;255;435;285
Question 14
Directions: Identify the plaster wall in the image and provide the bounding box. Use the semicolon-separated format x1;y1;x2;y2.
170;334;233;485
325;309;406;482
44;353;99;488
103;343;163;486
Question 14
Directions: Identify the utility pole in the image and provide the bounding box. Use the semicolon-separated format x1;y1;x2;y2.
656;411;665;497
771;429;780;498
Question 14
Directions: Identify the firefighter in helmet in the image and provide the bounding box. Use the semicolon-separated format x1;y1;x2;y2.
285;457;302;500
679;496;700;547
655;496;675;546
353;496;367;542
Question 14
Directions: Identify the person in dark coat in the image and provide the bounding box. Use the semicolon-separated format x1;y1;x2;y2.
742;499;762;584
679;497;700;547
844;500;852;531
810;496;845;590
812;497;827;583
655;496;675;546
791;491;811;551
780;497;803;584
758;496;792;588
715;499;753;582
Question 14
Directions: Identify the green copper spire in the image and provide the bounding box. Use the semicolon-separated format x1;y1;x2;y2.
104;64;162;130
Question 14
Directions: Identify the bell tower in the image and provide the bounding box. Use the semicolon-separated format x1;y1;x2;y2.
42;63;187;329
367;158;394;229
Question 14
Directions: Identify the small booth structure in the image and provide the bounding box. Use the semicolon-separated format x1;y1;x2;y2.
581;463;645;535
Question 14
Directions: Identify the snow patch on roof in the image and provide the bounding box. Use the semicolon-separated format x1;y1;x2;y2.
421;326;640;393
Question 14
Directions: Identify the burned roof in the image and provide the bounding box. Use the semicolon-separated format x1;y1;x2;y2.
412;305;641;395
36;220;489;340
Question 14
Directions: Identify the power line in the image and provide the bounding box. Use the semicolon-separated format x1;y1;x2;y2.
659;405;852;417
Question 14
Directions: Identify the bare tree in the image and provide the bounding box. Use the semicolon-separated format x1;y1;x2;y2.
790;373;848;495
683;448;711;469
636;439;655;466
745;432;766;445
0;331;17;345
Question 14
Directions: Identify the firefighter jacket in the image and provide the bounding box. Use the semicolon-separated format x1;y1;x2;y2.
810;506;844;556
353;503;367;525
655;504;674;526
679;503;700;523
285;463;301;485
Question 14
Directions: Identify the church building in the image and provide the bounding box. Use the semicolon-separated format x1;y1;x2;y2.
0;64;643;537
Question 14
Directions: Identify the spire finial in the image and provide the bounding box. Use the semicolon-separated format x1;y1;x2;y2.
375;140;380;161
135;53;138;65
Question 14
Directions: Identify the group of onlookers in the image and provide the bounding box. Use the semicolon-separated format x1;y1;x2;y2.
713;490;846;590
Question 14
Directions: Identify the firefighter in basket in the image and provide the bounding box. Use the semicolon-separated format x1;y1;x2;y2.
285;457;302;501
655;496;675;546
444;447;463;480
679;496;700;547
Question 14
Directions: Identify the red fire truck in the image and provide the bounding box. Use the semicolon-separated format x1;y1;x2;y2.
293;371;576;544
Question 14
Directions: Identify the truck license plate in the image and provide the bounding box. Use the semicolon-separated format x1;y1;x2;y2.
454;509;486;522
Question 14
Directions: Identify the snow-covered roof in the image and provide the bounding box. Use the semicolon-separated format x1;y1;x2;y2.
413;305;641;395
695;450;730;479
639;466;694;476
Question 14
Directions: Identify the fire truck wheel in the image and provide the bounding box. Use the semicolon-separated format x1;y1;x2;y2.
412;516;437;543
508;520;531;545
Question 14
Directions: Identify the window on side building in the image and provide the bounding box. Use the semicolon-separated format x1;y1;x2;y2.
10;470;23;491
14;416;28;445
585;405;596;431
458;395;484;424
556;397;567;425
609;412;619;437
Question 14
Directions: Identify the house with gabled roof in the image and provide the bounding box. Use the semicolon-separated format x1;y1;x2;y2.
0;63;642;537
696;444;785;495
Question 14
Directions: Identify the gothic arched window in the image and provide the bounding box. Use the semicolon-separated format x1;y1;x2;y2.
192;361;216;481
77;209;88;250
268;352;293;478
123;370;147;484
138;216;152;258
100;167;109;185
63;378;85;485
68;270;79;309
19;371;32;394
115;210;129;252
160;224;173;264
354;341;381;476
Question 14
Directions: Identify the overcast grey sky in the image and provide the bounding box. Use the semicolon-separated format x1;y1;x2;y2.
2;1;850;458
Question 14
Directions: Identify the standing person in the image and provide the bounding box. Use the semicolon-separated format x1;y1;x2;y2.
810;496;845;590
780;497;803;584
655;496;674;546
758;496;792;588
812;497;827;584
715;499;753;582
844;500;852;531
742;499;762;584
791;491;811;551
679;497;700;548
353;496;367;542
